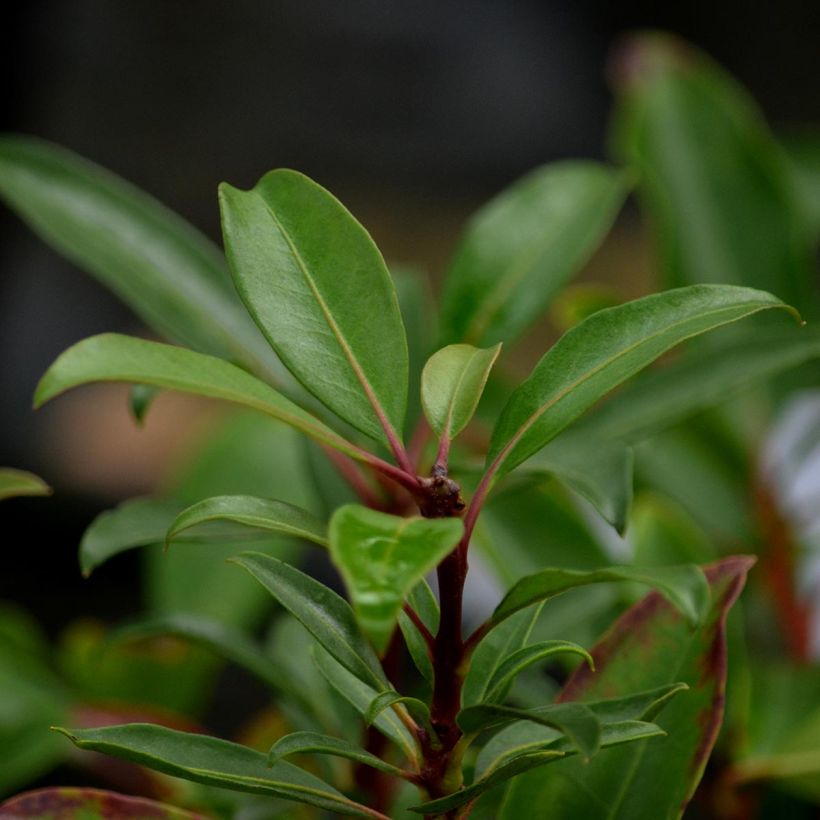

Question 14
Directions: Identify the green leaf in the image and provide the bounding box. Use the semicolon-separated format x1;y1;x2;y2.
421;343;501;440
364;691;436;739
611;35;816;315
481;641;594;704
782;132;820;243
439;161;628;346
166;495;328;549
487;285;796;478
34;333;363;461
268;731;408;778
397;580;439;685
0;469;51;501
54;724;383;818
458;702;602;759
328;506;463;653
129;384;158;424
219;169;408;443
79;497;183;577
0;787;200;818
230;552;387;689
490;564;709;630
500;556;753;818
0;136;281;380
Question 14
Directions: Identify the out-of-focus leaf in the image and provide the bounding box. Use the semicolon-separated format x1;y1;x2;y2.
551;282;624;331
0;469;50;501
487;285;796;478
397;580;439;685
219;170;408;444
781;132;820;243
129;384;159;424
500;556;753;818
611;34;816;315
54;725;382;818
439;162;628;347
329;506;463;652
0;136;281;380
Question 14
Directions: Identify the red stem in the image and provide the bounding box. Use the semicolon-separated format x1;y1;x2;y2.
321;445;384;508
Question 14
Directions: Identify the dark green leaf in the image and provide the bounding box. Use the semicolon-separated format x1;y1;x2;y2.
487;285;797;478
440;161;628;346
782;132;820;243
0;469;51;501
129;384;159;424
397;580;438;685
54;724;383;818
329;506;463;653
219;170;408;443
364;691;436;740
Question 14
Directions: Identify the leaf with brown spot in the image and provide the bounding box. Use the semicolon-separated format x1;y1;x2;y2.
498;556;753;819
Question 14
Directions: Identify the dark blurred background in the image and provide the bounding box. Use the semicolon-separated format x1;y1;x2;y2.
1;0;819;627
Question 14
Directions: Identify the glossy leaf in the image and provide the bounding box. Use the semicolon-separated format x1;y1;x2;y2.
54;725;382;818
268;731;407;778
230;552;387;689
439;161;628;346
397;580;439;685
500;557;753;818
79;497;182;577
34;333;362;461
421;343;501;439
490;563;709;630
328;506;463;652
0;787;201;819
0;469;50;501
219;169;408;443
0;136;281;380
166;495;328;549
487;285;797;478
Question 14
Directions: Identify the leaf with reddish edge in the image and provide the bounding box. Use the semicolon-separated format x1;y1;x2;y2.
0;787;202;819
498;556;754;820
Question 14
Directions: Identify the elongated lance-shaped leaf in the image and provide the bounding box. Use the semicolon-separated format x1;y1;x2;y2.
79;497;183;577
489;564;709;629
421;343;501;440
439;161;629;346
166;495;328;549
499;557;753;819
364;691;436;740
53;725;385;818
230;552;387;689
34;334;364;462
219;170;408;445
0;787;201;819
486;285;798;479
457;702;602;759
398;580;439;685
482;641;594;704
0;468;51;501
329;506;463;653
0;136;283;381
268;731;408;778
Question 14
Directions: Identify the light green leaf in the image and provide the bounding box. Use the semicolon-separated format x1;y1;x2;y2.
0;469;51;501
166;495;327;549
328;506;463;653
230;552;387;689
54;724;383;818
34;334;363;461
268;731;408;778
0;136;281;380
421;343;501;440
490;564;709;629
487;285;796;478
440;161;628;346
219;169;408;443
397;580;439;685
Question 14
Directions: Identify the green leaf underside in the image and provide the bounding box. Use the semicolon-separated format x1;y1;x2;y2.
53;724;378;817
79;497;183;577
398;580;439;684
500;557;753;818
0;136;281;380
329;506;463;653
0;469;51;501
440;161;628;347
421;343;501;439
0;787;200;819
269;731;407;777
166;495;328;549
491;564;709;629
219;169;408;444
487;284;797;478
230;552;387;689
364;691;434;737
34;334;363;461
